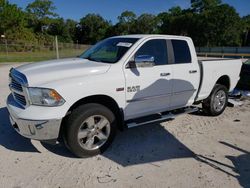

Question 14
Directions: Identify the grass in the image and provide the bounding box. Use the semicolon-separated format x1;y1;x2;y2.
0;48;86;63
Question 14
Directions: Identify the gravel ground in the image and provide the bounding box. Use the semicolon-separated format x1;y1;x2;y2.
0;63;250;188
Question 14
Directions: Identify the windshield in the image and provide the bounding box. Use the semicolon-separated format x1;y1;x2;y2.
80;37;139;63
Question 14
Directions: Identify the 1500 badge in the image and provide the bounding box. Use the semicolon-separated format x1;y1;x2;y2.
127;85;140;92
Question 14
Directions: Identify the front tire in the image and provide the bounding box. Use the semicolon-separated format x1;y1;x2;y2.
64;103;117;157
202;84;228;116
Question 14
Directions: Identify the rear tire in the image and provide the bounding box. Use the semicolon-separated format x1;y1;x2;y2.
202;84;228;116
64;103;117;157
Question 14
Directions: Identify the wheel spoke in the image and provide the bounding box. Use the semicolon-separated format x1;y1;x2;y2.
78;115;111;151
85;137;95;149
78;130;88;139
213;89;227;112
97;118;109;129
86;116;95;128
96;132;108;140
220;92;225;98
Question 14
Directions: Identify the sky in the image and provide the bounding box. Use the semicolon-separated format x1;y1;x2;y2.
9;0;250;23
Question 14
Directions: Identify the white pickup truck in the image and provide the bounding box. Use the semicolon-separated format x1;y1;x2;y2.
7;35;242;157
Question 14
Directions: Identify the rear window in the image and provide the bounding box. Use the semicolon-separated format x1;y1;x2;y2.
172;40;191;64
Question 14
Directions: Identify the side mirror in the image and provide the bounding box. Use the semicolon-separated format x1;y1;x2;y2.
134;55;155;68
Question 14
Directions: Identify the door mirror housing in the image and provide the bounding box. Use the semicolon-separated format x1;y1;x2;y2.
134;55;155;68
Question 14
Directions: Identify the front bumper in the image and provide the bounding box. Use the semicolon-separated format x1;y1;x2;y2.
7;94;62;141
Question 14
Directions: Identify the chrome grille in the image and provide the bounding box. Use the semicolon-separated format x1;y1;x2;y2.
13;92;26;106
9;68;28;107
10;76;23;92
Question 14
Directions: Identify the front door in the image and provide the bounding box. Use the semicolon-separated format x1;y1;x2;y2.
124;39;173;120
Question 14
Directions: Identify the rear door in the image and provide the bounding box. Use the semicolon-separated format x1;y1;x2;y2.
169;39;200;108
124;39;173;120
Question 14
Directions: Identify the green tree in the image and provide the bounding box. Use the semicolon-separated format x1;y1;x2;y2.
169;6;182;16
201;4;242;46
169;10;196;36
65;19;78;42
117;11;136;34
78;14;110;44
242;15;250;46
0;0;35;41
48;18;77;42
0;0;248;48
26;0;58;33
157;12;171;34
104;23;125;37
158;3;243;47
135;14;158;34
191;0;221;13
157;6;183;35
0;0;25;33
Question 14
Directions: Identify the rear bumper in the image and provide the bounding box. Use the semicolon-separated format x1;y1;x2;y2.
7;94;62;141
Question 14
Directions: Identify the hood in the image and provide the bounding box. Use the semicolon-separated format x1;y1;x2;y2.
16;58;111;86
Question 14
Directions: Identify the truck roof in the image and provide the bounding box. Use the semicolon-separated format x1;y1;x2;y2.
111;34;191;40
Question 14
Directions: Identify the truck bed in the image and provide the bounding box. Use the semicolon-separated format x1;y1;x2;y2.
197;57;232;61
196;58;242;101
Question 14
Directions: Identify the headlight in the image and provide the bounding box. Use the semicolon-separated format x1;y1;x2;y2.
28;87;65;106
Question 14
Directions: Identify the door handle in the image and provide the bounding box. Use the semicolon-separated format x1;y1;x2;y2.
189;70;197;74
160;73;171;77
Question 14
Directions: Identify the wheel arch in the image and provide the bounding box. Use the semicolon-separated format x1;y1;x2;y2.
215;75;230;91
59;95;125;140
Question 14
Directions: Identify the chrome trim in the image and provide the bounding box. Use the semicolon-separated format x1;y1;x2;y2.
7;108;61;141
160;73;171;77
9;86;24;95
126;89;197;103
9;115;62;141
10;68;28;86
127;113;175;128
7;94;62;141
135;55;155;63
9;78;23;91
136;61;155;68
189;70;198;74
9;68;30;108
127;107;198;128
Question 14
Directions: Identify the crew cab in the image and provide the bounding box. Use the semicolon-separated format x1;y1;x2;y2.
7;35;242;157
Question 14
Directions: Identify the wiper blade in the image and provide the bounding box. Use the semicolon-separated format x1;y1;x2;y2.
84;56;95;61
84;57;110;63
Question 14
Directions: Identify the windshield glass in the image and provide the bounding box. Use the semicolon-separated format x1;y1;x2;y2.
80;37;139;63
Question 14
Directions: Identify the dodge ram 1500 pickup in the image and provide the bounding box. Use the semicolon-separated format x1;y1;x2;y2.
7;35;242;157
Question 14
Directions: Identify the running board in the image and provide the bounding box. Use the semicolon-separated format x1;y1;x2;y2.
126;107;198;128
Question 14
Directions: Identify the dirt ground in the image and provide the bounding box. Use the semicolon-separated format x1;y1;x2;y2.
0;63;250;188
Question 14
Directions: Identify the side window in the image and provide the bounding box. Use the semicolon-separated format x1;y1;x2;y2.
172;40;191;64
135;39;168;66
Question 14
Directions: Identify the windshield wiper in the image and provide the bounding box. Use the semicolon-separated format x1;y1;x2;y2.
83;56;95;61
83;56;112;63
